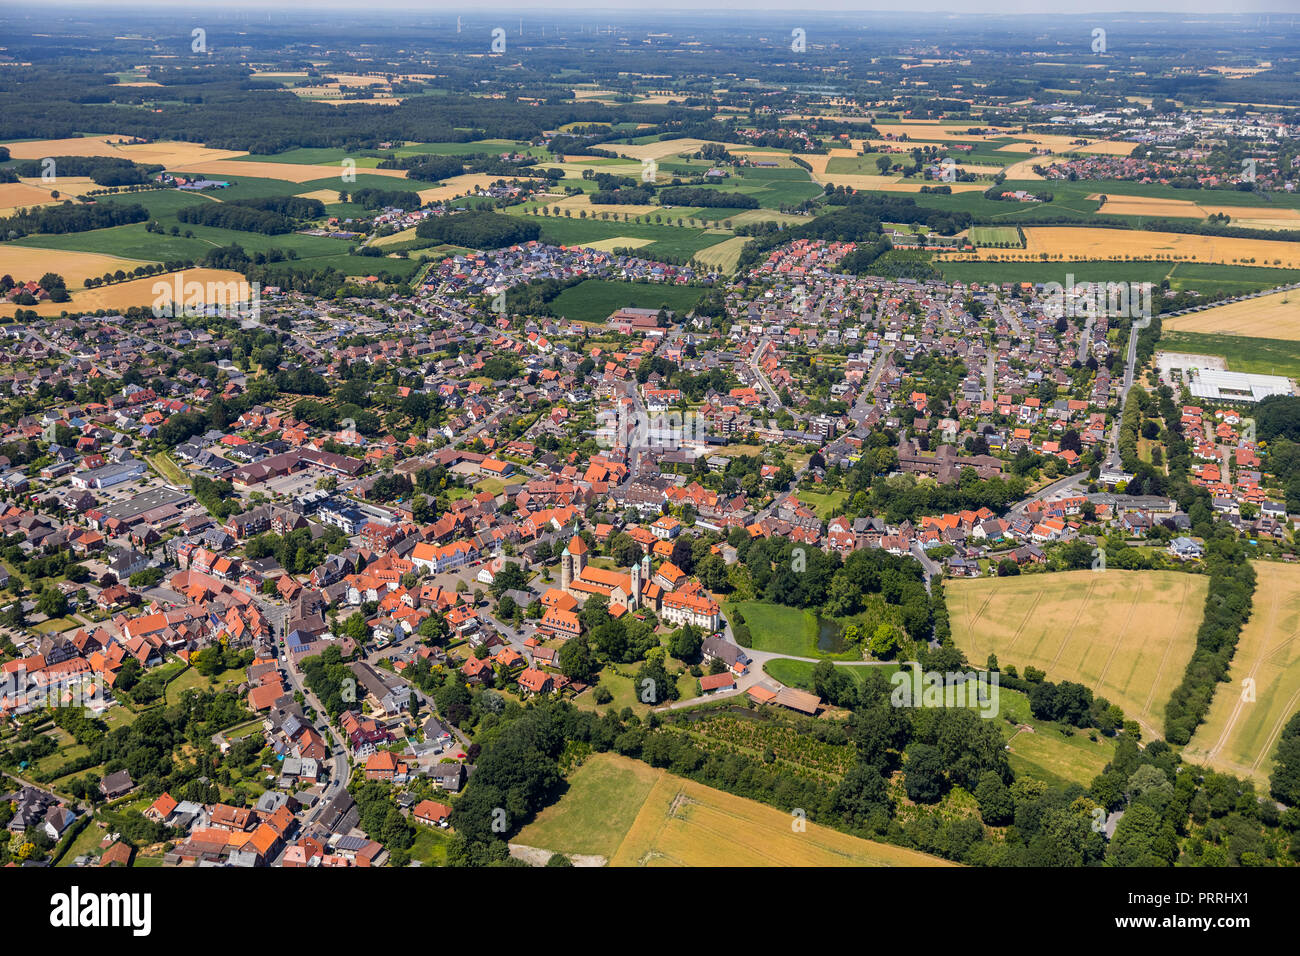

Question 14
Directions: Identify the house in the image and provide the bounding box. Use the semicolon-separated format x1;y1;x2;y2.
99;769;135;800
701;635;749;675
1169;536;1205;561
517;667;554;696
413;799;452;828
426;762;466;792
699;671;736;694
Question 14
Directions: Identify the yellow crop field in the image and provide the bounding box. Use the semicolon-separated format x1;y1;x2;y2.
1183;562;1300;786
295;188;347;204
1162;289;1300;339
3;136;248;167
959;226;1300;269
573;236;656;252
611;138;713;162
1;135;151;159
948;569;1208;739
0;182;61;213
694;235;751;272
0;267;248;317
611;765;953;866
0;246;152;286
1074;141;1139;156
517;753;950;867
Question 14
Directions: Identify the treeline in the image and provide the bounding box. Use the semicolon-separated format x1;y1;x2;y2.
0;201;147;239
10;156;161;186
350;188;422;210
177;196;324;234
1164;542;1257;745
379;154;466;182
415;210;540;249
658;186;759;209
590;187;655;204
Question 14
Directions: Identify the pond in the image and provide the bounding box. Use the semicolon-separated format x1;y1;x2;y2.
816;616;848;654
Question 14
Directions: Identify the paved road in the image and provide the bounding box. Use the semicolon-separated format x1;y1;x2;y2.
1008;471;1088;517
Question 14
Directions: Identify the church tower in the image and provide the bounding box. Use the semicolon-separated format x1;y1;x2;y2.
560;550;572;593
629;559;641;611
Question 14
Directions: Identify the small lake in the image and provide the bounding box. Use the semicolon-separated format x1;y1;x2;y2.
816;617;848;654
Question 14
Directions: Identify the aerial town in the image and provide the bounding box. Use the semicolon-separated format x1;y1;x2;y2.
1;6;1299;894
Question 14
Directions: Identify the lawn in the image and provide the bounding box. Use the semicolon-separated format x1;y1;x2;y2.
1183;561;1300;787
516;752;663;859
762;657;898;691
548;278;704;324
149;451;187;486
409;825;456;866
577;664;696;715
995;687;1116;789
726;600;860;661
793;488;847;519
947;569;1208;740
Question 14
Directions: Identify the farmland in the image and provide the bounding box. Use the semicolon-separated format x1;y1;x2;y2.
1160;288;1300;339
1183;562;1300;787
517;753;952;866
947;570;1209;739
955;226;1300;269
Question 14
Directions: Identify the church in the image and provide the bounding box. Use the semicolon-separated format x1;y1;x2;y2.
558;534;719;631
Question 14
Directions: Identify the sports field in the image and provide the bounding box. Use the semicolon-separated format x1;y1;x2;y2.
1183;561;1300;786
516;753;951;866
947;569;1209;739
968;226;1023;247
1160;288;1300;339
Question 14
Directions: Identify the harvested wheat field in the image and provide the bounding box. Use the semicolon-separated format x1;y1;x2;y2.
3;136;247;167
1093;195;1300;225
0;182;61;213
611;138;713;162
1073;141;1139;156
295;189;347;204
997;158;1047;180
171;159;408;184
1183;562;1300;786
0;246;151;286
518;753;951;867
0;267;247;317
573;236;656;252
1162;289;1300;339
948;569;1208;739
974;227;1300;269
2;135;146;160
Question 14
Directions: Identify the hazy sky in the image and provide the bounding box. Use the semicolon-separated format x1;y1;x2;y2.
16;0;1300;14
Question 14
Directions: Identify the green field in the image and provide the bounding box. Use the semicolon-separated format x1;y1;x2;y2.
1158;330;1300;380
726;600;860;661
968;226;1023;248
548;278;704;324
516;752;664;859
762;657;897;690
